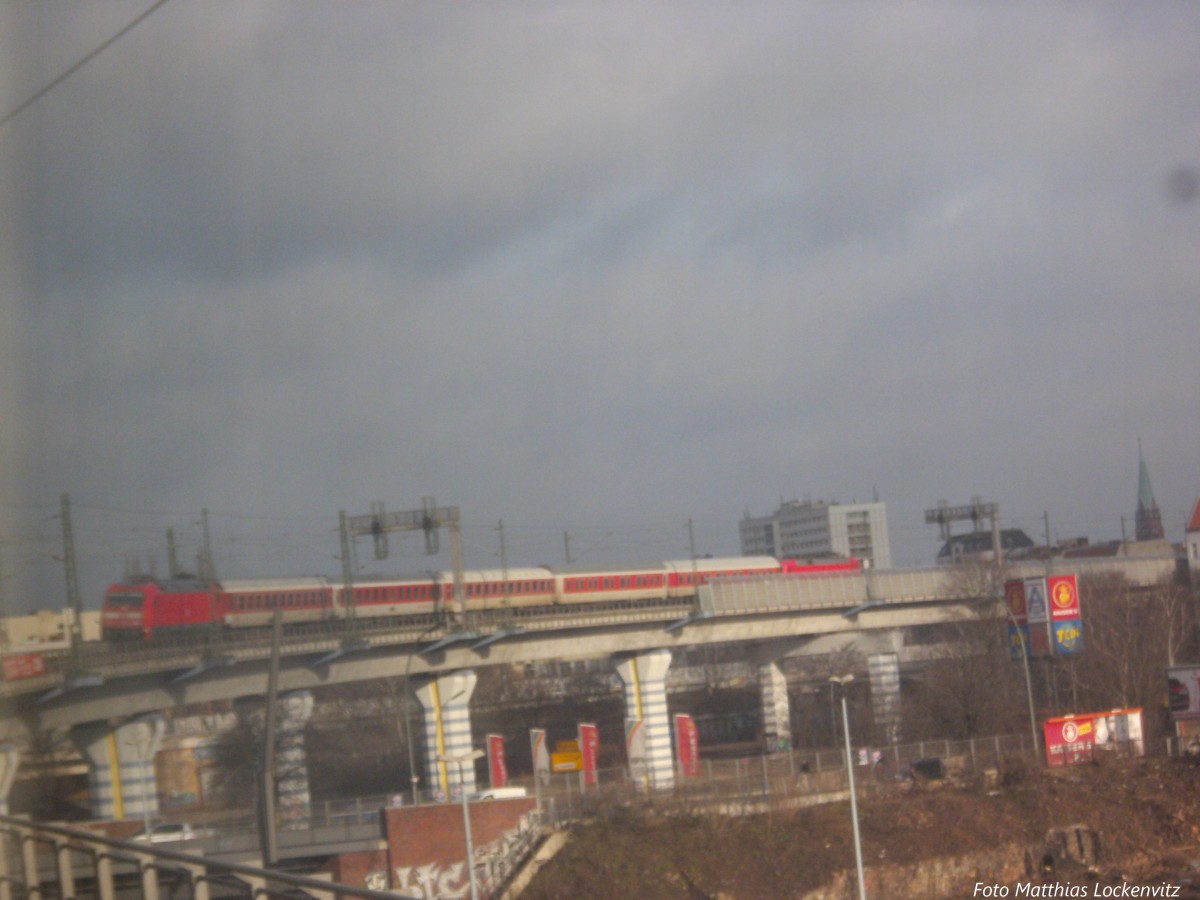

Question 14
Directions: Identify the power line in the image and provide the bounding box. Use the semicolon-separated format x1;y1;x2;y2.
0;0;172;130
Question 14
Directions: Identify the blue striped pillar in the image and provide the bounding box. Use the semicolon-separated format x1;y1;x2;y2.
616;650;673;791
415;671;477;800
276;691;313;829
72;716;164;821
759;661;792;753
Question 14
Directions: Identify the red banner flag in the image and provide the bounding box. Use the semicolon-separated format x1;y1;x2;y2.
487;734;508;788
674;714;700;778
578;722;599;787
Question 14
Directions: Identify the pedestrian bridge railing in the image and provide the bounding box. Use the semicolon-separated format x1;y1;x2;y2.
0;816;415;900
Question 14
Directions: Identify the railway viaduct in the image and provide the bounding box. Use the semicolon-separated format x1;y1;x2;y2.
0;555;1177;821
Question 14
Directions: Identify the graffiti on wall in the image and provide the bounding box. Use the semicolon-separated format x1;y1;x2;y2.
389;813;541;899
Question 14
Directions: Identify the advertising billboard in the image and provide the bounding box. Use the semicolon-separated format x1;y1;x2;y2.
1043;709;1144;767
1004;575;1081;659
1047;574;1080;621
1167;666;1200;720
1;653;45;681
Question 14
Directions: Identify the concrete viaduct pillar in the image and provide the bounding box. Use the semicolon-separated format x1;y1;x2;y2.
276;691;314;829
72;715;164;822
415;670;477;801
758;661;792;753
0;743;18;816
615;650;673;791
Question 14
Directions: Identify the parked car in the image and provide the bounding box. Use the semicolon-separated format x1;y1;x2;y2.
131;823;207;843
470;787;528;801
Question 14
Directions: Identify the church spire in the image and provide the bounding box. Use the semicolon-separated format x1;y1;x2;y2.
1135;439;1165;541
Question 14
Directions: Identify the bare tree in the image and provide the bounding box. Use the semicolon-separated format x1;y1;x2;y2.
901;560;1032;741
1071;573;1195;747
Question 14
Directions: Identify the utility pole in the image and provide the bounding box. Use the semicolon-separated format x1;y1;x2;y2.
338;511;357;631
259;608;283;865
200;508;216;582
687;518;699;591
59;493;83;650
498;519;510;610
166;527;180;579
0;545;7;648
563;531;572;565
348;499;464;624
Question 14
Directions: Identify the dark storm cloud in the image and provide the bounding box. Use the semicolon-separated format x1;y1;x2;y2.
3;1;1199;608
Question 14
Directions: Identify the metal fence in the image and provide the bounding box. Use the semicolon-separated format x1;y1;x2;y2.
523;732;1036;827
0;815;417;900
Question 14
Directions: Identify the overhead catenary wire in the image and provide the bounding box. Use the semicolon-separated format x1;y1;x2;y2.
0;0;173;130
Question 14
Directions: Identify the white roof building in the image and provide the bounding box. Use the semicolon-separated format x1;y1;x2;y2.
739;499;891;569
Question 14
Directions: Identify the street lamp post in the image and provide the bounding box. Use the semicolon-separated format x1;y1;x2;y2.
997;588;1042;759
438;748;485;900
830;675;867;900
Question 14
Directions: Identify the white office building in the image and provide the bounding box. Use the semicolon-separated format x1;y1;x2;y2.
739;500;891;569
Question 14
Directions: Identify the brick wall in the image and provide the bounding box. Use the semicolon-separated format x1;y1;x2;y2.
383;797;538;871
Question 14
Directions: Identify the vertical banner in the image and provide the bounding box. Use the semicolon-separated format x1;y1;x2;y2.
1023;577;1053;657
1004;579;1031;660
626;718;647;785
673;714;699;778
1048;574;1083;655
1047;575;1080;620
578;722;599;788
487;734;508;788
530;729;550;786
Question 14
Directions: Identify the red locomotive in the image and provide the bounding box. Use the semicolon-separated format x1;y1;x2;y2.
101;555;860;641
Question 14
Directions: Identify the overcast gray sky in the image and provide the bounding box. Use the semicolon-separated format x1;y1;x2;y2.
2;2;1198;614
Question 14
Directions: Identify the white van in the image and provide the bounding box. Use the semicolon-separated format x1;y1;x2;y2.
470;787;528;801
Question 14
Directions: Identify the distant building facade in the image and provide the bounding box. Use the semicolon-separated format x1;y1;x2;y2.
739;500;891;568
1186;498;1200;587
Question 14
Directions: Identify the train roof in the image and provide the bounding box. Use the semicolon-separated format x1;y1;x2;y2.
218;577;330;592
663;556;781;571
547;561;675;576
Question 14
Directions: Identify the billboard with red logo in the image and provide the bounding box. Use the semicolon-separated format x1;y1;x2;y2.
1047;575;1080;620
1043;709;1144;767
1;653;45;681
1004;575;1081;658
578;723;599;787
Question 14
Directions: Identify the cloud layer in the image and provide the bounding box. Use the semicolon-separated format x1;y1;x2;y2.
3;2;1198;611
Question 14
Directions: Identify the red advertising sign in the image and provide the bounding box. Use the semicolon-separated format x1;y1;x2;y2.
487;734;507;788
1047;574;1080;621
1;653;46;681
1044;709;1144;767
674;714;700;778
578;723;599;787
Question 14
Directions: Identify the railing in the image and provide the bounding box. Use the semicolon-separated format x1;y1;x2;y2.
532;732;1037;828
0;815;417;900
